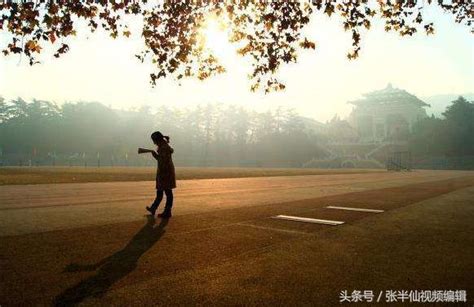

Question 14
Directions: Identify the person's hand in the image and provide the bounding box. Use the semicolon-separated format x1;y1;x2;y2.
138;148;151;154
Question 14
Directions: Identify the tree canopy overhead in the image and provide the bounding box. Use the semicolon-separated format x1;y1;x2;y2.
0;1;471;93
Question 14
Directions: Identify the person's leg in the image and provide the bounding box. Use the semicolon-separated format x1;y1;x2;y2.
164;189;173;210
146;190;164;215
158;189;173;217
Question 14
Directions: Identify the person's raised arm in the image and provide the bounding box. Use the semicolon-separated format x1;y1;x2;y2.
138;148;159;160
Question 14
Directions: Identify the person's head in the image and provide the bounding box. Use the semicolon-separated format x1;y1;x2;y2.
151;131;170;145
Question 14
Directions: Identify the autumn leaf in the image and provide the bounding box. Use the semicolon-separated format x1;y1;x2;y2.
54;43;69;58
265;21;272;31
299;38;316;50
425;23;435;35
49;32;56;44
25;40;41;53
324;4;335;17
363;20;371;30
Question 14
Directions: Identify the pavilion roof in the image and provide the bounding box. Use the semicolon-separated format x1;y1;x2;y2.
348;83;430;107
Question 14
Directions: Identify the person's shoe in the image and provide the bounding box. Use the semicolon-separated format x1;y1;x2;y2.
158;211;172;218
146;206;156;216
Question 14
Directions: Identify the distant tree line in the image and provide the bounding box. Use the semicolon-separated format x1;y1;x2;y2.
0;96;472;169
410;97;474;156
409;97;474;169
0;97;325;167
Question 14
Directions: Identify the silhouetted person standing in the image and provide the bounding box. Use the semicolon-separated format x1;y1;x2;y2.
138;131;176;218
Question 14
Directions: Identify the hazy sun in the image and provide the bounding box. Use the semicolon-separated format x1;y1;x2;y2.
200;15;236;66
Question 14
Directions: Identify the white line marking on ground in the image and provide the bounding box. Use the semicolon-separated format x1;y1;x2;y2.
326;206;384;213
272;215;344;226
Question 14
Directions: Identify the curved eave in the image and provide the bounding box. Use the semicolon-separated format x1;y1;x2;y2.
348;100;364;105
348;98;430;108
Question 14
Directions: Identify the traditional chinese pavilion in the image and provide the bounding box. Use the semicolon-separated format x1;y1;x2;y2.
347;84;429;143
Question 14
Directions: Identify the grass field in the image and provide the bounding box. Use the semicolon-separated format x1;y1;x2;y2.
0;166;384;185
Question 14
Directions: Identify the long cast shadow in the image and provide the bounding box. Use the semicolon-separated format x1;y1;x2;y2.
54;215;168;306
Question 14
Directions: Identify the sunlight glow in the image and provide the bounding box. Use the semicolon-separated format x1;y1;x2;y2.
200;15;236;67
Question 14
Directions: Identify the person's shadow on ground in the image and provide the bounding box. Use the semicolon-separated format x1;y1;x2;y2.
54;215;168;306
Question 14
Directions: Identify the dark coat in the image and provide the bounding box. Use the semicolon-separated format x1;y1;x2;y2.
152;143;176;190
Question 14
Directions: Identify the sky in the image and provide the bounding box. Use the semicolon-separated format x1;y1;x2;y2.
0;4;473;122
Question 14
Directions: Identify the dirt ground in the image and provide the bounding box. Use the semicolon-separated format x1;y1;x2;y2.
0;170;473;306
0;166;384;185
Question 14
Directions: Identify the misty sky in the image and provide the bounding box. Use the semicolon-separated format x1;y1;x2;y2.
0;5;473;122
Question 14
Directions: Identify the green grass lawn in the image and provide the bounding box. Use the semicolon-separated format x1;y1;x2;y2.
0;166;384;185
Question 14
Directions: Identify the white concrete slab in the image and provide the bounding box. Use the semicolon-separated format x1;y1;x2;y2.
273;215;344;226
326;206;384;213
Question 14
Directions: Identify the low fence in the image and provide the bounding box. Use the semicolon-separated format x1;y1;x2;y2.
412;156;474;170
0;154;154;168
386;151;412;171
